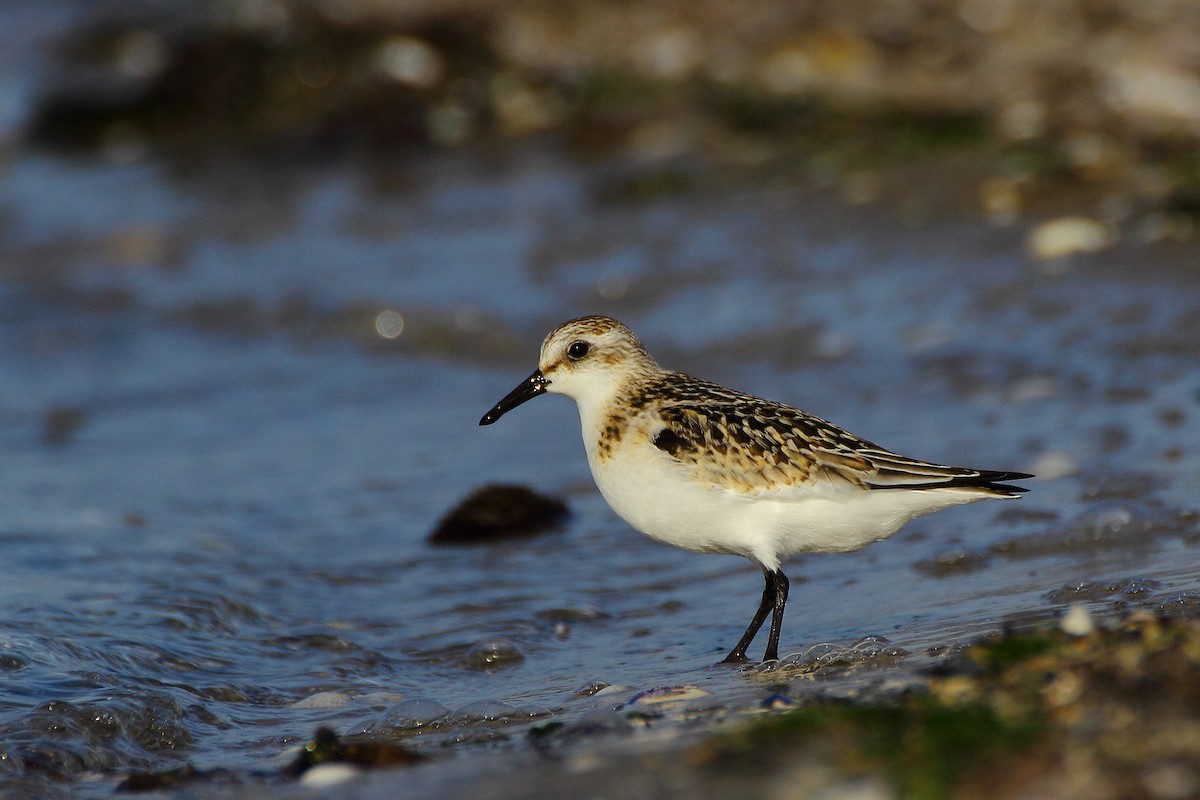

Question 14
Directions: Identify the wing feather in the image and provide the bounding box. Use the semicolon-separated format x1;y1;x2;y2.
644;378;1030;497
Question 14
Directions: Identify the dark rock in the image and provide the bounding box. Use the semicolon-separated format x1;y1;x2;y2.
117;764;237;792
284;727;422;779
42;407;88;446
430;484;569;544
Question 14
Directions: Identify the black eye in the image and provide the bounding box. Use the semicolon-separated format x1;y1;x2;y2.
567;341;590;360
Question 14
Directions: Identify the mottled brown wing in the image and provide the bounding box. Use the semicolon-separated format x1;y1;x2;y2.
649;401;878;493
651;398;1030;495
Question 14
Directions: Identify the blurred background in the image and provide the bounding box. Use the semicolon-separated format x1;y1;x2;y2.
1;0;1199;797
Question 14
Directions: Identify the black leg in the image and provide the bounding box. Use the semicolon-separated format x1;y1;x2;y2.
762;571;790;662
721;568;778;664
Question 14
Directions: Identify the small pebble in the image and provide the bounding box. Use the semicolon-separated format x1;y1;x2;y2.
1027;451;1077;480
761;693;796;710
42;407;88;446
627;686;710;706
1027;216;1114;261
291;691;352;709
299;763;360;788
1061;603;1096;637
570;681;609;699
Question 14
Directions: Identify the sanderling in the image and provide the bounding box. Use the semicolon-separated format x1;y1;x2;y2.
480;316;1032;663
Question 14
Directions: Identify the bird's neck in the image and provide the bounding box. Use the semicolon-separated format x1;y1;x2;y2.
575;371;663;465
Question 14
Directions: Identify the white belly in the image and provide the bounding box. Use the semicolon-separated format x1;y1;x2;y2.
585;435;992;572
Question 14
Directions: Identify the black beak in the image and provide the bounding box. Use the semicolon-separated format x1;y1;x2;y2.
479;370;548;425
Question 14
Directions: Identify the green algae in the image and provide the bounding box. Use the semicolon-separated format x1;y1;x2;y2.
695;614;1200;800
703;696;1042;800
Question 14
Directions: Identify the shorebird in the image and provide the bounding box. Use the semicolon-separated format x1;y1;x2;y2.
480;316;1031;663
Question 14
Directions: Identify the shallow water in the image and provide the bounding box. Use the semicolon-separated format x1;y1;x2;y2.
3;7;1200;797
